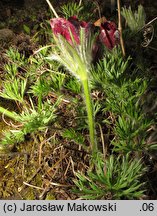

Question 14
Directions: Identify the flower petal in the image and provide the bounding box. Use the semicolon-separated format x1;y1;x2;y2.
50;17;80;45
99;20;120;49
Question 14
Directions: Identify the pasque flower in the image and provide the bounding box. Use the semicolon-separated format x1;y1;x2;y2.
98;21;120;49
50;16;90;46
94;17;120;50
50;17;80;45
50;16;119;50
49;16;119;159
49;18;97;158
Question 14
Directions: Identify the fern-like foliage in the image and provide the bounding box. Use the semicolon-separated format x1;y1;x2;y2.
1;130;25;146
64;76;81;94
121;5;146;33
112;114;153;152
62;128;87;150
60;1;95;20
1;99;60;145
91;48;131;90
90;48;156;153
18;100;58;133
74;154;146;199
0;78;27;104
60;2;83;19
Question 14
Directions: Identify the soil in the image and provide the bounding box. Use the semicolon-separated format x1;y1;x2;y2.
0;0;157;200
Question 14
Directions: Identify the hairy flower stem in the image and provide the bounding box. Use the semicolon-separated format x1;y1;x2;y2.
0;106;18;121
82;79;97;158
117;0;125;57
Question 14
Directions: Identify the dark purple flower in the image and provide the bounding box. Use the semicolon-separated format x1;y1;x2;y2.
99;20;120;49
50;16;90;46
50;17;80;45
50;16;120;63
68;16;88;29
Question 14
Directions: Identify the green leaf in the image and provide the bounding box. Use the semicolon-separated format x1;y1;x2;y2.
23;24;31;35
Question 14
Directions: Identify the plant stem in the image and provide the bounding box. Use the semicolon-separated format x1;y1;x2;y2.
82;78;97;158
117;0;125;57
45;0;59;18
79;0;82;6
141;16;157;30
0;106;18;121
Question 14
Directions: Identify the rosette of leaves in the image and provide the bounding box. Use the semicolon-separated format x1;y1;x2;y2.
74;154;146;199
